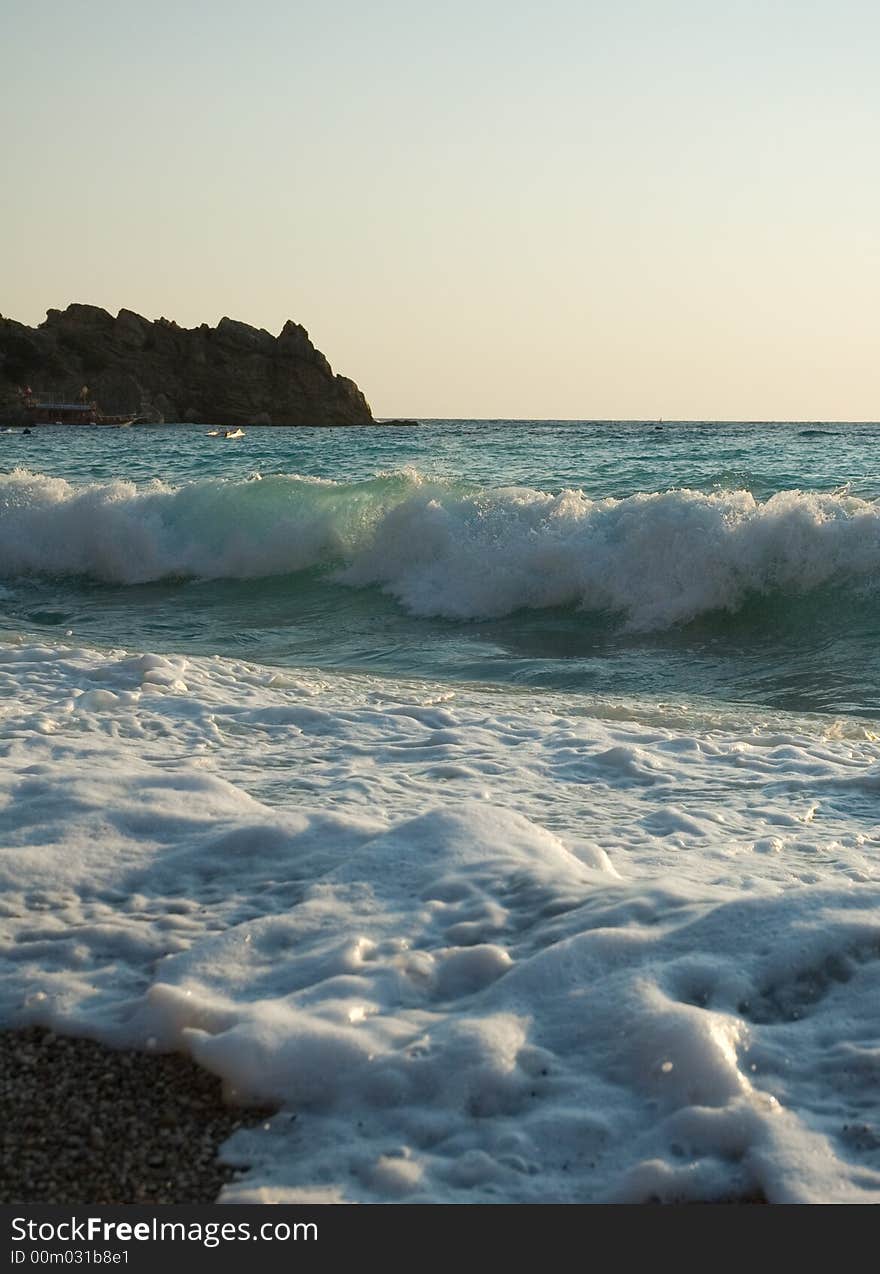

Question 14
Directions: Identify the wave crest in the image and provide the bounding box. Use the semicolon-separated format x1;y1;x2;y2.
3;468;880;628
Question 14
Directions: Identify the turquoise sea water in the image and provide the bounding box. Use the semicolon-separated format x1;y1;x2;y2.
5;420;880;1204
3;418;880;716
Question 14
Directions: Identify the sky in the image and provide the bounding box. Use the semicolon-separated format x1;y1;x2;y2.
2;0;879;419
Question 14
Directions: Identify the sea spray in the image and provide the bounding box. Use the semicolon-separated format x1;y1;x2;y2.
3;467;880;628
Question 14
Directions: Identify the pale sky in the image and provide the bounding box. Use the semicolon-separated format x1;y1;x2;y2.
3;0;879;419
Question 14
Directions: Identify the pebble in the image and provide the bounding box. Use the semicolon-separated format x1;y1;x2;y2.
0;1026;277;1204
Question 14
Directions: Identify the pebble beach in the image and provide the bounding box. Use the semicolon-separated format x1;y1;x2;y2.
1;1027;275;1204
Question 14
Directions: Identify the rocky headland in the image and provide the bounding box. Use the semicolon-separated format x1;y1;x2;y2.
0;304;373;426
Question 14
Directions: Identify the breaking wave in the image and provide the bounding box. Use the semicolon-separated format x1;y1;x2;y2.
3;467;880;629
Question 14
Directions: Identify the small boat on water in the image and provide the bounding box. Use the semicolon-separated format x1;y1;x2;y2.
224;428;245;439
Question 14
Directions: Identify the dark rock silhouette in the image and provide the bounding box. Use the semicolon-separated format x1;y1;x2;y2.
0;304;373;426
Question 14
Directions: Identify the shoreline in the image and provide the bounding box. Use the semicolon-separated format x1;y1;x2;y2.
1;1027;276;1205
2;1026;770;1205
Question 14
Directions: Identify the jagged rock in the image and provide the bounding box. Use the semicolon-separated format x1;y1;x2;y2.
0;305;373;426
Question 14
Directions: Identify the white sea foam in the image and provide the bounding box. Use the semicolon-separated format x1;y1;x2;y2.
2;638;879;1201
3;469;880;626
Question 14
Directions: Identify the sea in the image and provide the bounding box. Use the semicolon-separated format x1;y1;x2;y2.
2;418;879;1203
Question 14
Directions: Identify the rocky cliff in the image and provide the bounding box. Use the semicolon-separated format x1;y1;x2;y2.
0;304;373;426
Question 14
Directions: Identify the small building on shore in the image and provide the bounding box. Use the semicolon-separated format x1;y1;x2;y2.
19;387;134;426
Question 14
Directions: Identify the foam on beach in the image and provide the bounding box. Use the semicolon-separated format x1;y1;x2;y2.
2;639;879;1202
